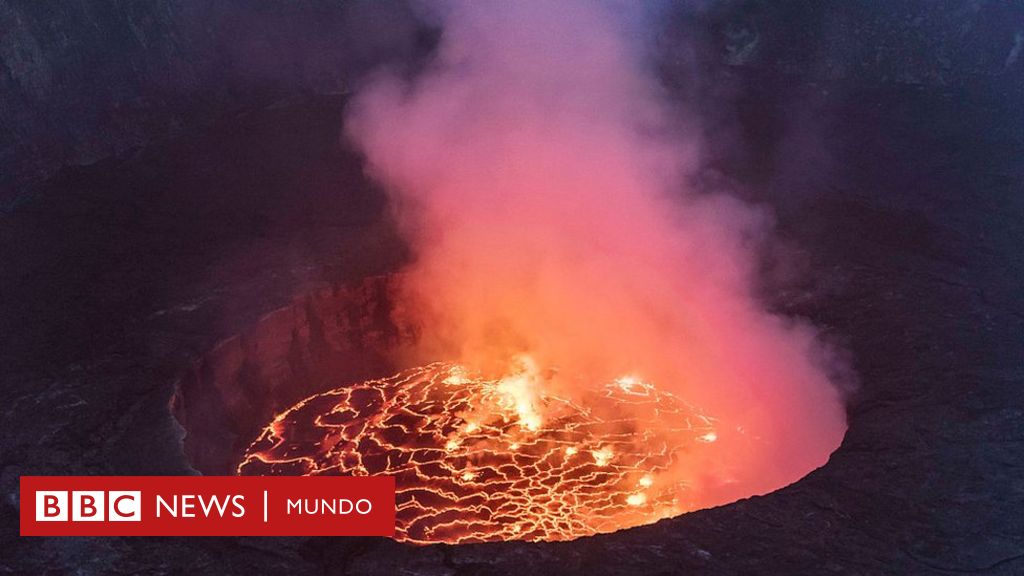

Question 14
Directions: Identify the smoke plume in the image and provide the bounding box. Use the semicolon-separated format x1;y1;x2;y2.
346;1;846;508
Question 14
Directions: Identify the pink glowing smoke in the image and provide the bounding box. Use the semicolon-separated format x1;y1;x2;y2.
346;1;847;508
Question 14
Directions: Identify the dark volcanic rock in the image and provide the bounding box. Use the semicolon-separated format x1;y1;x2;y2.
4;0;1021;203
0;0;426;200
678;1;1024;84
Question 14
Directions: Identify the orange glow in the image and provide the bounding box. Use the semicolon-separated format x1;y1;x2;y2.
239;361;721;544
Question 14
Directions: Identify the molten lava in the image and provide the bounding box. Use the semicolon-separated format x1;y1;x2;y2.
238;361;722;544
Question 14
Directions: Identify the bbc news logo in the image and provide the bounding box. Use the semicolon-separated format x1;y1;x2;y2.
36;491;141;522
21;476;395;536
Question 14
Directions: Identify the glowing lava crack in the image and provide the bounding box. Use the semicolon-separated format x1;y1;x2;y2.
238;362;720;544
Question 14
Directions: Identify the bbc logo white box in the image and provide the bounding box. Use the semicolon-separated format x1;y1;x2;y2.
71;491;105;521
107;491;141;521
36;491;68;521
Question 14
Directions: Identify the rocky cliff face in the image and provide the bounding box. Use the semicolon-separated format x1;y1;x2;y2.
675;1;1024;83
3;1;1021;204
173;275;412;475
0;0;425;201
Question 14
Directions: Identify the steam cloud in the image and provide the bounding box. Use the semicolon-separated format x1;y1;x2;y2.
346;1;847;508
